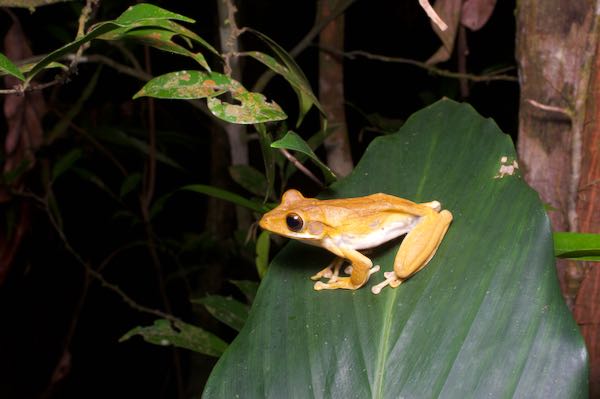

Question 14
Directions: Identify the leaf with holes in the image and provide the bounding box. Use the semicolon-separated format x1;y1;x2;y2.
203;99;588;398
133;70;229;99
207;91;287;124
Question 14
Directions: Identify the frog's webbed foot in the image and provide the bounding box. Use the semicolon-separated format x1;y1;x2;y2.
371;271;403;294
310;257;345;282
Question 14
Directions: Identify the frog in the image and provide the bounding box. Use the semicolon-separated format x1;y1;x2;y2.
258;189;453;294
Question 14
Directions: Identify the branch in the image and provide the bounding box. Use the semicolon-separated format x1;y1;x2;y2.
322;47;518;82
279;148;325;188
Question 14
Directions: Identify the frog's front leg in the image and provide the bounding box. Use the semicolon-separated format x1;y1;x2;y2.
371;209;453;294
310;257;345;282
314;244;379;291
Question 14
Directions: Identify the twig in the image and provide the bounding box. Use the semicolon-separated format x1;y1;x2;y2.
76;0;99;39
322;47;518;82
418;0;448;31
279;148;325;187
219;0;243;76
527;99;573;118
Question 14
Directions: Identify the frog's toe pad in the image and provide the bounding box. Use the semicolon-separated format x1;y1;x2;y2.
311;267;333;281
371;272;402;294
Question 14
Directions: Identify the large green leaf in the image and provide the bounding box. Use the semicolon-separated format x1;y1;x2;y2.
203;99;588;398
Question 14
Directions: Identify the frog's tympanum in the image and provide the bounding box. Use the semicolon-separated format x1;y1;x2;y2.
259;189;453;294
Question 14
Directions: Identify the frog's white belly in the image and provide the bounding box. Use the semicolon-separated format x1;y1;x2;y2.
335;216;420;250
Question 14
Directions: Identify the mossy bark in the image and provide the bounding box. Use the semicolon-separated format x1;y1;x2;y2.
516;1;600;395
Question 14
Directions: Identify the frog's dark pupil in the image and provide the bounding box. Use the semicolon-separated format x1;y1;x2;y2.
286;213;303;232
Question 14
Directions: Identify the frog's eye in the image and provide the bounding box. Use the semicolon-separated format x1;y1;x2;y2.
286;213;303;232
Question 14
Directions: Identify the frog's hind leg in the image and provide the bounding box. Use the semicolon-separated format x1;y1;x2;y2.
371;209;453;294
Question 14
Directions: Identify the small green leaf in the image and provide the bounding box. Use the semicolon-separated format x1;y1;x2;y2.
0;52;25;81
192;295;249;332
103;27;211;71
119;173;142;198
244;50;319;127
229;165;268;197
115;3;195;24
554;232;600;261
181;184;269;214
120;319;227;357
245;29;325;126
255;230;270;279
52;149;83;181
271;130;336;182
229;280;259;304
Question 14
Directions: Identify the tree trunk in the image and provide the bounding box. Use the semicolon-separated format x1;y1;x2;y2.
516;1;600;396
318;0;353;177
573;29;600;398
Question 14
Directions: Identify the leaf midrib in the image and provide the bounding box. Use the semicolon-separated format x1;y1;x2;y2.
371;129;439;398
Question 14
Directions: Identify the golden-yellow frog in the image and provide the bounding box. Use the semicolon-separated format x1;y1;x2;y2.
259;189;453;294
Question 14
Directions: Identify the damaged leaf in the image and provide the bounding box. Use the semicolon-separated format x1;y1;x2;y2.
133;70;228;99
207;91;287;124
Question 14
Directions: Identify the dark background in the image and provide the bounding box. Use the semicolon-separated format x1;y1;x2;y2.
0;1;517;397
